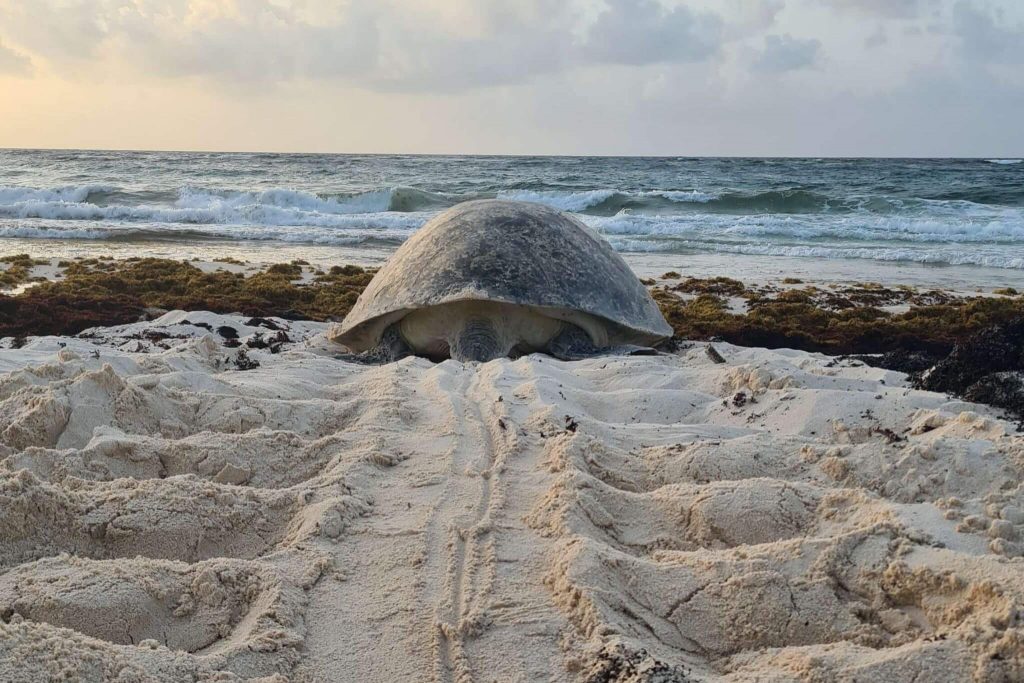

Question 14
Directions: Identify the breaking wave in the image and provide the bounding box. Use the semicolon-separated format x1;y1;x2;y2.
0;221;414;246
496;189;621;212
586;208;1024;243
0;185;436;228
2;165;1024;271
0;184;116;204
603;237;1024;269
4;182;1022;225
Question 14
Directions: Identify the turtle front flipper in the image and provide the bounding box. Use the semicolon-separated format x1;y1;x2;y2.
547;324;659;361
375;324;414;362
546;324;599;360
335;324;412;365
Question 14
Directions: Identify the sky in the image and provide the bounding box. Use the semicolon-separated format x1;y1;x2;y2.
0;0;1022;156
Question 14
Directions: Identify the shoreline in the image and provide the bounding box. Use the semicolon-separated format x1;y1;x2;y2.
1;238;1022;291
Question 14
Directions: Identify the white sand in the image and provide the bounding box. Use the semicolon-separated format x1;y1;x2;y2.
1;312;1022;682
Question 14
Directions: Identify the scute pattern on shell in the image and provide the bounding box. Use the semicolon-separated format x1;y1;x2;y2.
330;200;672;352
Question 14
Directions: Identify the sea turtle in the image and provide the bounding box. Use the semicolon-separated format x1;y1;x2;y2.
329;199;672;363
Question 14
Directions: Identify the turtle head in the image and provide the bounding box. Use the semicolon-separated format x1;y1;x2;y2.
449;317;506;362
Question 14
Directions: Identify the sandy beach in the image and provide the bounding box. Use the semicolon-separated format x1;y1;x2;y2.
1;305;1022;681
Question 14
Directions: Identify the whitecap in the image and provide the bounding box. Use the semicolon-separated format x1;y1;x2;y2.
0;184;116;204
495;189;619;211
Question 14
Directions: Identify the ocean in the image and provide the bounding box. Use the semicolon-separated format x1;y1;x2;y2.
1;149;1022;287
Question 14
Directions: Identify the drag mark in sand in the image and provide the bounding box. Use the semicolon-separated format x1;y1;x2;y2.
427;362;515;682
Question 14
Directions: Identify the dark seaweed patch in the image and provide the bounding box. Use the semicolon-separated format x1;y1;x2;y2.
0;258;373;338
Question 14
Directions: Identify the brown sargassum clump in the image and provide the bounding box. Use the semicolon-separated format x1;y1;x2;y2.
1;259;1022;361
0;258;372;337
653;279;1022;357
0;254;49;289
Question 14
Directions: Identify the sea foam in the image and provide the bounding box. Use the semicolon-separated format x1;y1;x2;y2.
496;189;620;211
0;185;116;204
0;185;432;230
604;237;1024;269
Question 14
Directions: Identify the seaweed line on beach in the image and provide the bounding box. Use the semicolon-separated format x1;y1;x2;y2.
2;257;1023;421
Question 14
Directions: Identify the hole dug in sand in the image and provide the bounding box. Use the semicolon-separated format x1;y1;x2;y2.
0;470;318;568
0;354;421;454
0;552;329;681
530;468;824;554
0;555;267;651
0;364;195;451
5;426;348;489
549;527;1024;680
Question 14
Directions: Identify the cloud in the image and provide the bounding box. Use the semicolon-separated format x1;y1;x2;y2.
820;0;936;18
5;0;382;82
864;26;888;47
0;0;732;92
1;0;1022;156
0;38;30;75
580;0;724;65
951;1;1024;64
723;0;785;37
753;34;821;72
366;1;582;92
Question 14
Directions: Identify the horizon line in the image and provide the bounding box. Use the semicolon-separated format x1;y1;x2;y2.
1;146;1021;161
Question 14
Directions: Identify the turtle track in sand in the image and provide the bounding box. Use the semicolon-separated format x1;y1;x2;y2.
523;350;1024;682
2;316;1024;681
0;317;428;681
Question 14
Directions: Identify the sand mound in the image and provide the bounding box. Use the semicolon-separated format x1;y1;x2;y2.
1;314;1022;681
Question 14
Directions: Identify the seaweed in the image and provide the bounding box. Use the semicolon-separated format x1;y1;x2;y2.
670;276;748;297
4;259;1022;422
0;258;374;337
653;281;1024;357
583;644;693;683
915;317;1024;407
0;254;49;289
3;260;1023;367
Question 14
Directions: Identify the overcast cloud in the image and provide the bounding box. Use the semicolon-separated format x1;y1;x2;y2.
752;34;821;72
0;0;1020;155
0;37;28;74
820;0;939;18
